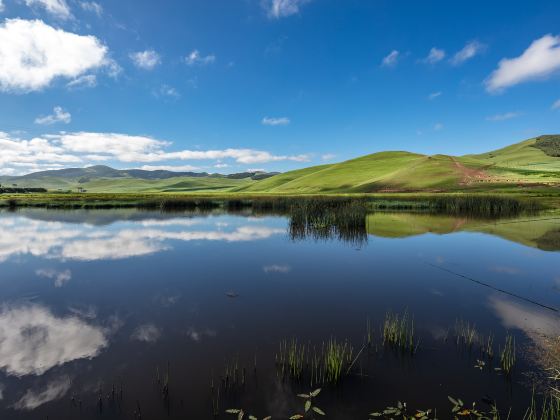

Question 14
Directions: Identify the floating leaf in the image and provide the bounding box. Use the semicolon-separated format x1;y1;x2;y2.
312;406;325;415
297;394;310;399
289;415;304;420
310;388;321;397
226;409;241;414
305;400;311;412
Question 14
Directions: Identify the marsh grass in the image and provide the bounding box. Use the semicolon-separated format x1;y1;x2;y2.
323;339;353;384
382;310;416;354
454;319;478;348
500;334;516;375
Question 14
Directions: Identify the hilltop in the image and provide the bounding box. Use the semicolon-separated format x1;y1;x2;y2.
1;136;559;193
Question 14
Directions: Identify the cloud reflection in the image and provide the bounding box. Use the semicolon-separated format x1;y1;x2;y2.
14;376;71;410
0;217;284;262
0;304;107;376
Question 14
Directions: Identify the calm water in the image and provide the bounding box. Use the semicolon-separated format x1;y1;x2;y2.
0;208;559;419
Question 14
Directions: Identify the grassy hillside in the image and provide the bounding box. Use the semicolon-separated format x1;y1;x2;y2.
1;136;559;194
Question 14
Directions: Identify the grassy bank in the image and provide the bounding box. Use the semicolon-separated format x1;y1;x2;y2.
0;191;553;217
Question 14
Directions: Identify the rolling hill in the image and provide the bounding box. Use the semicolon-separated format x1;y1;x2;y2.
1;136;559;193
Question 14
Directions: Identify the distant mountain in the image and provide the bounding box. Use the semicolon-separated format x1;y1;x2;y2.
0;165;279;193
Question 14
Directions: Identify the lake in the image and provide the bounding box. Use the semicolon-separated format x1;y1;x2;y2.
0;208;558;419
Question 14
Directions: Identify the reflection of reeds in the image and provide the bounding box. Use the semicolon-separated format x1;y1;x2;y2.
382;310;416;354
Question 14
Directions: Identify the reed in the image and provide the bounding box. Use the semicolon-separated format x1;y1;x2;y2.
500;333;516;375
382;310;416;354
454;319;478;348
323;338;353;384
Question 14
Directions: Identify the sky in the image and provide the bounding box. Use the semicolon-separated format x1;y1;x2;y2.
0;0;559;176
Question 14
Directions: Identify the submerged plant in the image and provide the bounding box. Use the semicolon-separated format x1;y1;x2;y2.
383;310;416;354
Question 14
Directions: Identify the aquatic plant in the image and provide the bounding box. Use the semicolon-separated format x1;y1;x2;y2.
290;388;325;419
369;401;435;419
382;310;416;353
454;319;478;348
500;333;516;375
323;338;353;384
225;408;271;420
276;339;306;380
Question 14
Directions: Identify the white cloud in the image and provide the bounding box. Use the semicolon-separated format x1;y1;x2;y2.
185;49;215;66
422;47;445;64
24;0;71;19
139;165;200;172
0;1;4;12
262;116;290;126
321;153;336;161
265;0;311;18
0;131;310;175
381;50;400;67
0;303;107;376
247;168;265;172
154;84;180;98
14;376;71;410
36;268;72;287
486;112;522;122
428;91;442;100
129;49;160;70
486;34;560;92
34;106;71;125
66;74;96;89
450;40;485;66
214;163;229;169
552;99;560;110
0;19;110;93
433;122;444;131
79;1;102;16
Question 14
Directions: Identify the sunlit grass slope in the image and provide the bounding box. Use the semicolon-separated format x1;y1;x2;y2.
236;152;476;193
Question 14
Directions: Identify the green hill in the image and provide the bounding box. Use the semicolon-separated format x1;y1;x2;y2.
1;136;559;193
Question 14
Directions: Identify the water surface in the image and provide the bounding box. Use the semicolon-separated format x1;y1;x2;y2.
0;209;558;419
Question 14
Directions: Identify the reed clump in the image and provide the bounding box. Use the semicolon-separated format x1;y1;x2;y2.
500;333;516;375
382;310;416;354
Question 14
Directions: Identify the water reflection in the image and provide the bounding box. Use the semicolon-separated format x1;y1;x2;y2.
0;304;107;377
14;376;71;410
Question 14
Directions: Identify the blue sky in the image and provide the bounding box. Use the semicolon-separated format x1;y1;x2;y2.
0;0;559;175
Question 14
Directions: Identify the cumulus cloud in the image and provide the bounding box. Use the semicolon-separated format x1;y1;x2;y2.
262;116;290;126
129;49;160;70
184;49;215;66
34;106;71;125
486;112;522;122
450;40;485;66
422;47;445;64
486;34;560;92
14;376;71;410
0;304;107;376
381;50;400;67
428;91;442;100
0;19;110;92
0;131;310;175
265;0;311;18
24;0;71;20
79;1;102;16
36;268;72;287
139;164;199;172
0;0;4;12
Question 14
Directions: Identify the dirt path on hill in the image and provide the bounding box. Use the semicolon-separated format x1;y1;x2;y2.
451;157;491;185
